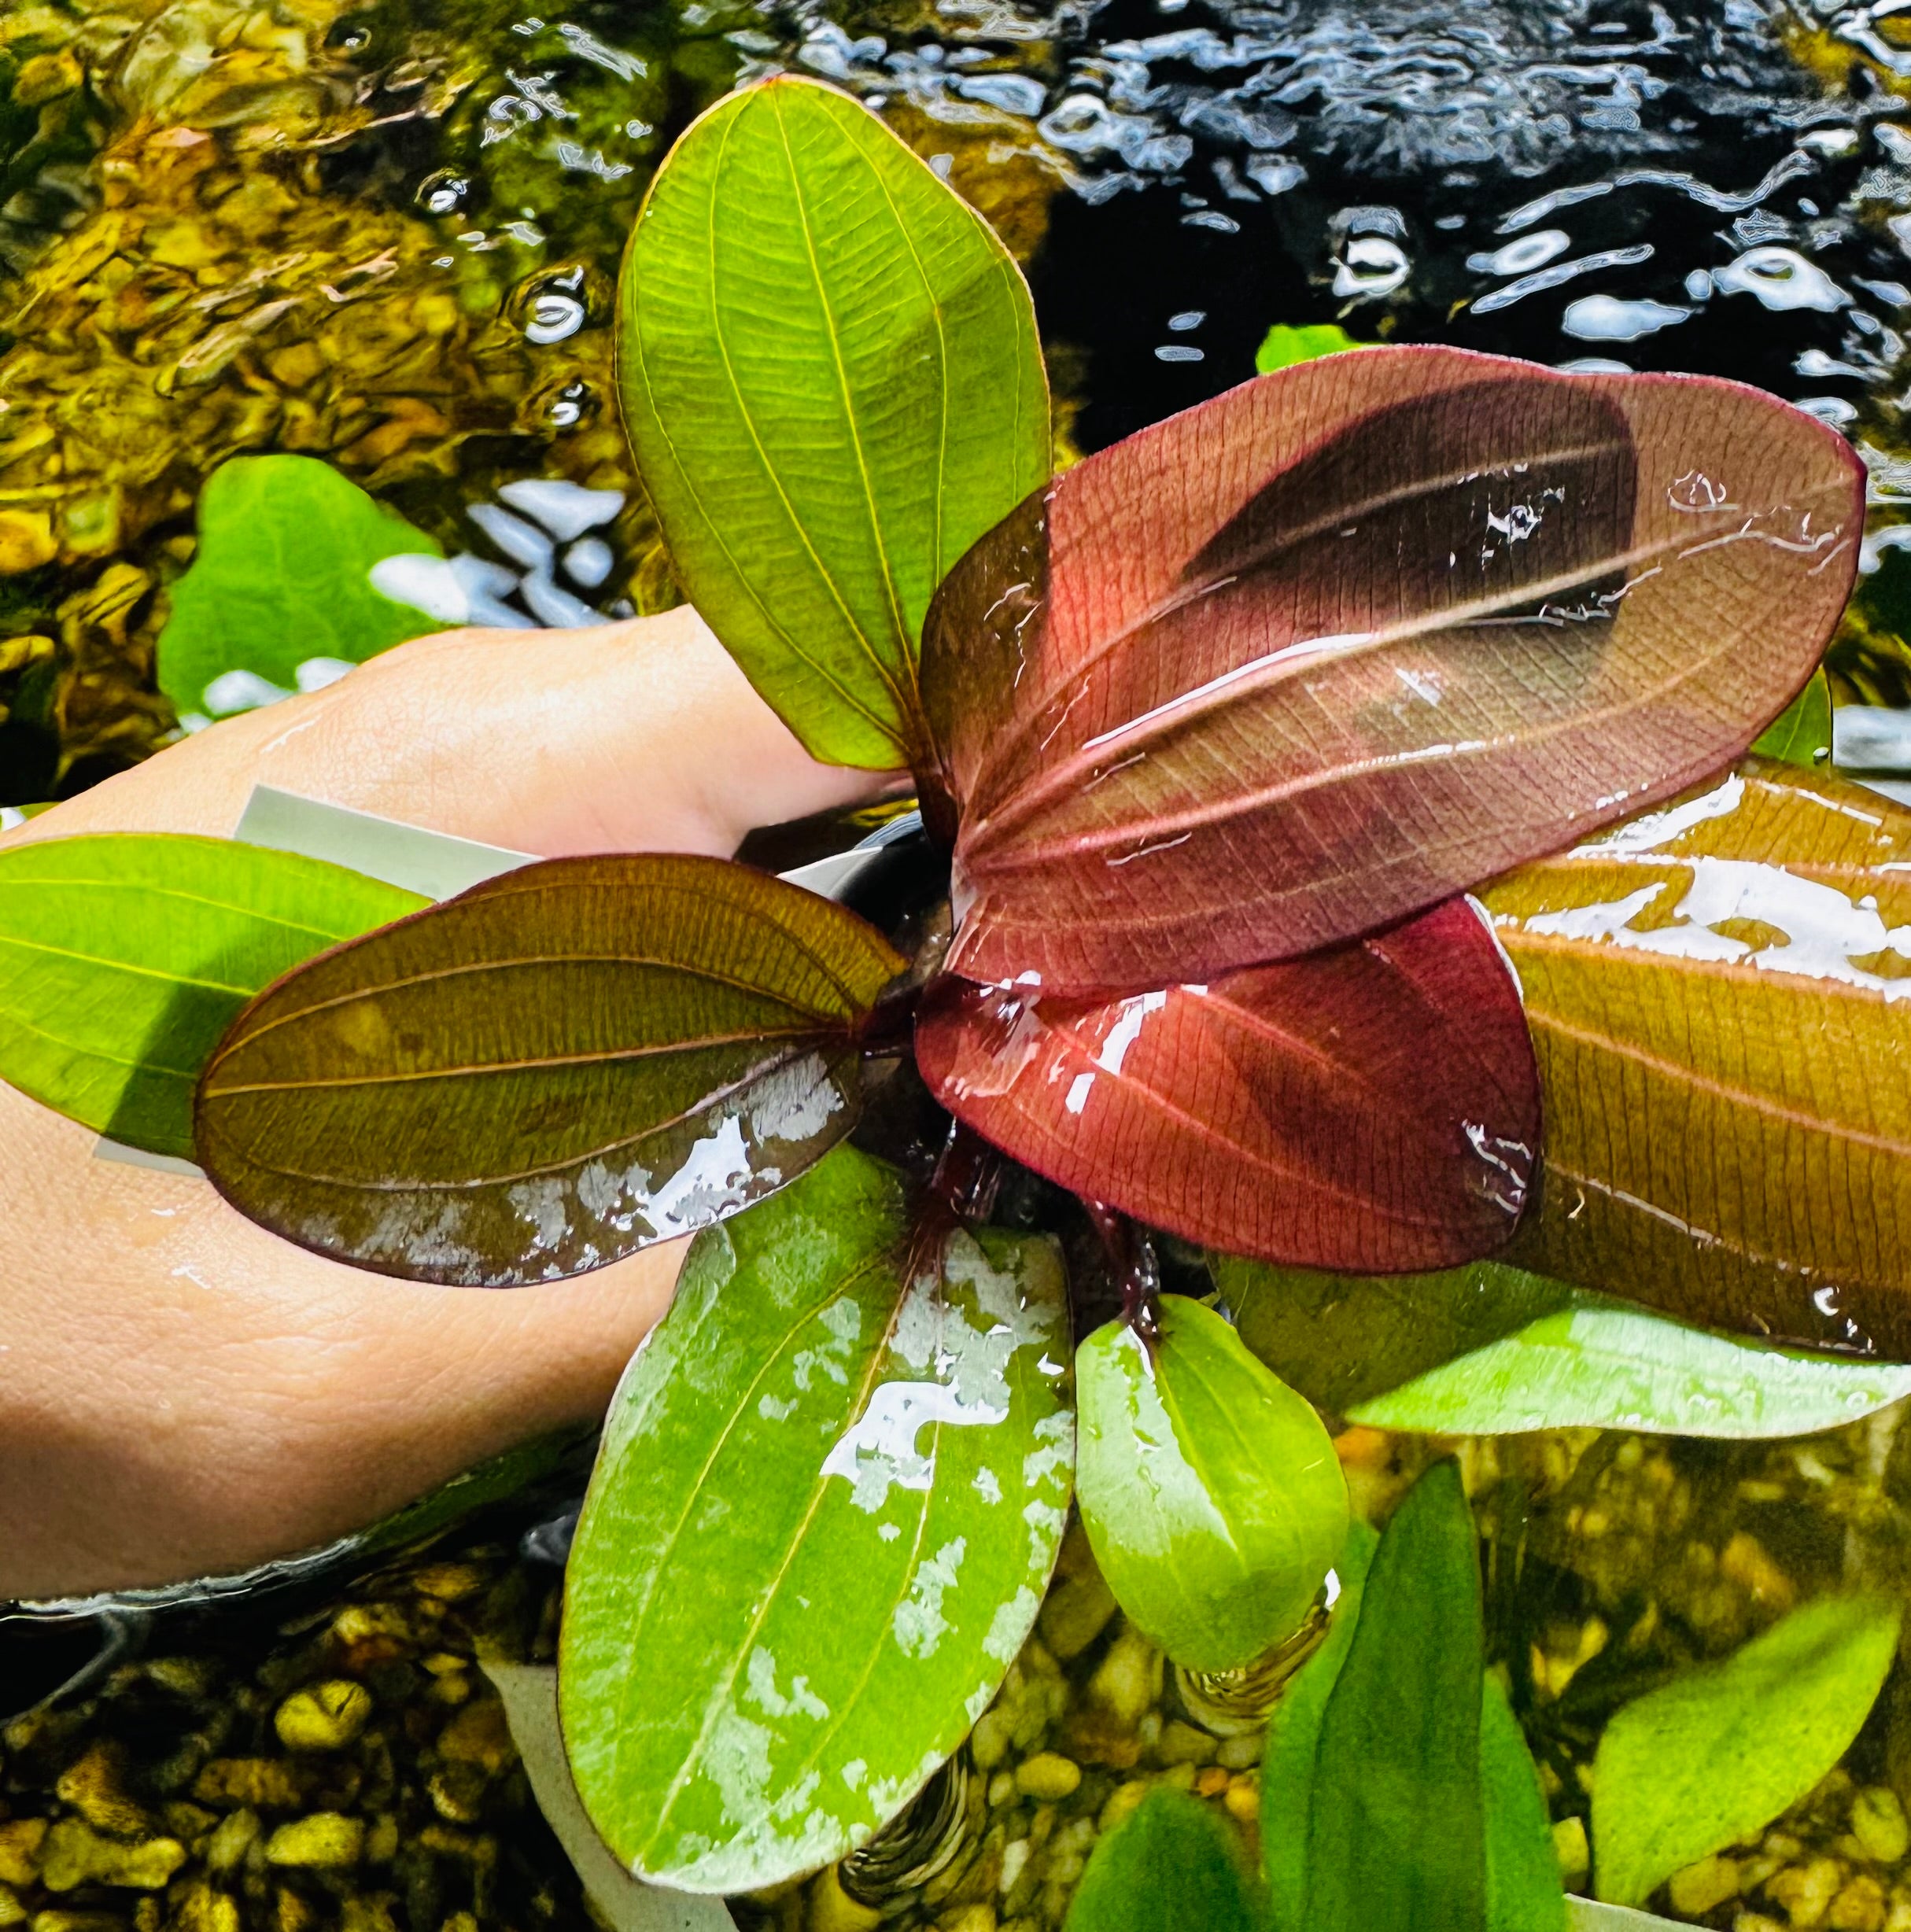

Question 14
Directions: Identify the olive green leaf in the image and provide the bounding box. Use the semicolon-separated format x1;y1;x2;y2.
1481;1674;1567;1932
0;832;424;1160
559;1145;1073;1895
1213;1252;1573;1414
1592;1594;1902;1907
1253;322;1369;374
1485;759;1911;1355
1750;667;1832;768
197;854;905;1285
1348;1299;1911;1438
1061;1787;1256;1932
1074;1297;1347;1674
1304;1461;1487;1932
618;76;1051;768
1261;1519;1378;1932
159;455;451;720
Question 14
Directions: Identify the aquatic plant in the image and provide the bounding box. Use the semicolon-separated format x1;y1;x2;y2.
0;72;1897;1915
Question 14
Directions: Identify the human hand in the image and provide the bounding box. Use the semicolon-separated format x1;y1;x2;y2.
0;607;895;1600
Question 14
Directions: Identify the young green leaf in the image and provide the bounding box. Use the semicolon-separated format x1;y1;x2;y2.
1214;1252;1575;1414
559;1145;1073;1895
917;896;1540;1274
1254;322;1368;373
1061;1787;1256;1932
1348;1300;1911;1438
159;455;450;719
1073;1298;1347;1673
1481;1675;1567;1932
922;348;1861;994
619;76;1050;769
1750;667;1832;768
197;854;904;1285
1305;1461;1486;1932
1592;1594;1902;1906
0;833;424;1159
1261;1519;1378;1931
1487;759;1911;1354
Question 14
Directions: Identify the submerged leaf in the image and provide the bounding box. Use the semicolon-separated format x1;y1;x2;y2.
619;76;1050;769
1485;758;1911;1353
559;1146;1073;1895
916;897;1540;1271
921;348;1862;994
1592;1594;1902;1906
1073;1297;1347;1673
1061;1787;1256;1932
1304;1461;1486;1932
1349;1298;1911;1437
1214;1253;1574;1414
0;833;423;1160
1255;322;1369;373
1481;1675;1567;1932
159;455;450;720
1750;666;1832;768
197;855;903;1285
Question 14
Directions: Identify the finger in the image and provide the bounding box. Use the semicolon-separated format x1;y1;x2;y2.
25;605;902;856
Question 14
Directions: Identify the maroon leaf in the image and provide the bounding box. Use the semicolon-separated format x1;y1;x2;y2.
920;347;1864;995
913;896;1541;1272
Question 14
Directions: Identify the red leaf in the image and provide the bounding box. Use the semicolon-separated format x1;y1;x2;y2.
913;896;1541;1271
921;347;1864;995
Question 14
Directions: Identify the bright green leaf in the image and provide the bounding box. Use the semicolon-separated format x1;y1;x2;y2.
1253;322;1369;374
159;455;451;720
619;76;1051;768
1305;1462;1487;1932
1261;1520;1378;1932
1062;1787;1256;1932
1213;1252;1573;1413
1593;1594;1902;1906
1751;668;1832;767
1073;1297;1347;1673
1350;1300;1911;1438
0;833;423;1159
197;854;904;1286
1481;1675;1566;1932
559;1145;1073;1895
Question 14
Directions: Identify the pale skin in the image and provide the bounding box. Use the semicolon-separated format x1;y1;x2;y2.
0;607;895;1600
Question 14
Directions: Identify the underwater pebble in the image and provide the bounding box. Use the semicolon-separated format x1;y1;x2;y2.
201;669;291;717
274;1681;371;1754
1855;1788;1911;1864
262;1814;363;1869
496;480;625;543
518;567;600;630
467;504;555;571
1013;1756;1079;1802
562;537;613;589
367;554;467;625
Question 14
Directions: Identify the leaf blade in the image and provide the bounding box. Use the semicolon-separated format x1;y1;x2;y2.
916;896;1540;1271
1592;1594;1902;1906
924;348;1863;994
0;833;425;1159
1481;1674;1567;1932
1061;1786;1256;1932
620;77;1050;767
558;1145;1074;1894
196;854;903;1285
1484;757;1911;1352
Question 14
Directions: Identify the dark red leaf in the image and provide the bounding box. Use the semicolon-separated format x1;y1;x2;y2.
920;347;1864;995
913;896;1540;1271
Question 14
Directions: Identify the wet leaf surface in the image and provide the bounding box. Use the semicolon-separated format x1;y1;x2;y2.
1750;666;1832;769
1072;1297;1347;1672
197;854;902;1285
1481;1674;1567;1932
1483;758;1911;1353
619;76;1050;769
915;897;1540;1271
1592;1594;1902;1906
1214;1253;1575;1414
1348;1297;1911;1438
1060;1786;1256;1932
158;456;450;721
559;1146;1073;1895
921;348;1862;994
0;832;423;1160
